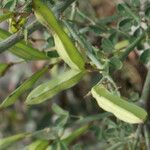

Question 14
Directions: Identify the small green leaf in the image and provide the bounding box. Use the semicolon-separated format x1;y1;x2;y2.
91;85;147;124
89;25;105;35
0;28;49;60
52;104;69;127
26;69;85;105
52;103;68;116
0;66;50;108
109;56;123;70
101;38;114;53
118;18;133;32
117;3;139;22
0;133;28;150
114;40;129;50
140;49;150;64
131;0;140;7
0;62;13;77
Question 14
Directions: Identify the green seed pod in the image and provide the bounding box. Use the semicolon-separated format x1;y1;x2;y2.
26;69;85;105
91;85;147;124
32;0;85;70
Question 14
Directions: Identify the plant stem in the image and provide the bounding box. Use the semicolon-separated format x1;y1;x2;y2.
0;0;77;53
138;64;150;149
139;64;150;111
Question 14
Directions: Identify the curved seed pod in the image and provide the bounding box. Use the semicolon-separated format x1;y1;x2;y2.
0;66;50;108
26;69;85;105
33;0;85;70
91;85;147;124
0;28;48;60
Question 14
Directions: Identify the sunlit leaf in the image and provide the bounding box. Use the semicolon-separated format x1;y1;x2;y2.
26;69;85;105
91;85;147;124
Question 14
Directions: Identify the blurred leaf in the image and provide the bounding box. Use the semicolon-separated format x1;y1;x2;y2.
32;127;61;140
0;28;49;60
47;36;55;47
26;140;49;150
109;56;123;70
145;4;150;18
72;144;82;150
62;125;89;145
52;104;68;116
101;38;114;53
55;115;69;128
0;133;28;150
46;50;59;58
118;18;133;32
89;25;105;35
140;49;150;64
0;62;13;77
114;40;129;50
75;113;111;125
0;66;50;108
131;0;140;7
52;104;69;127
47;141;68;150
26;69;85;105
2;0;17;11
0;12;13;23
90;125;102;140
133;28;143;37
117;3;139;22
107;142;125;150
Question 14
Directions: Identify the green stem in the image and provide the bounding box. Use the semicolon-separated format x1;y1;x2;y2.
76;8;96;25
144;125;150;150
140;64;150;109
62;125;90;145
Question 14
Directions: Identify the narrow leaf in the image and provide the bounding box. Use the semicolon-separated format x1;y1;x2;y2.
0;66;50;108
91;85;147;124
33;0;85;70
26;69;85;105
52;103;68;116
0;133;28;150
